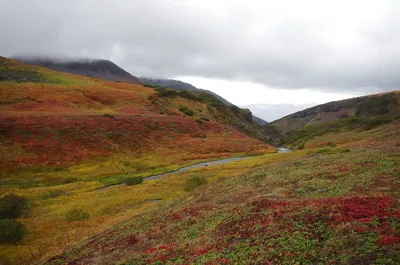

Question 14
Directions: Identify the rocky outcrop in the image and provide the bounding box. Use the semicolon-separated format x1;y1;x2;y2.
242;108;253;123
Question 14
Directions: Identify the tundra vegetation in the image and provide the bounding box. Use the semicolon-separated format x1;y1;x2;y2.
0;57;399;264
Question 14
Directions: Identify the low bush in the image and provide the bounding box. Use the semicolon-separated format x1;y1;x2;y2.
125;176;144;186
103;113;114;118
179;106;194;116
229;105;241;114
195;119;203;123
316;148;350;155
66;209;90;222
327;142;336;147
143;84;161;89
184;176;207;192
0;194;30;219
0;219;27;243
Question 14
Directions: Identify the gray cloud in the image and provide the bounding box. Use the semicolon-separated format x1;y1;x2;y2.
1;0;400;93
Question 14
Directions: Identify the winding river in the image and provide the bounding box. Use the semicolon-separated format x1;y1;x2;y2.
99;148;291;190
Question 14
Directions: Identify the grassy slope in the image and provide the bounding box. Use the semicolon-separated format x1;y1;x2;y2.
272;91;400;135
0;57;273;264
44;119;400;265
0;57;271;187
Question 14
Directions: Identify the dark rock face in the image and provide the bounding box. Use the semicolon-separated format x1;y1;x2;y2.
242;109;253;123
13;56;142;84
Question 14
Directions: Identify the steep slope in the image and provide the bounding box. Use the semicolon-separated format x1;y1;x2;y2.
272;92;400;135
0;56;271;185
252;115;268;126
140;77;268;126
12;55;142;84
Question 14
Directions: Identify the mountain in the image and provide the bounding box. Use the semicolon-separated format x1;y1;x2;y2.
2;56;399;265
0;56;271;180
269;91;400;149
272;92;400;135
140;77;268;126
12;55;142;84
252;115;268;126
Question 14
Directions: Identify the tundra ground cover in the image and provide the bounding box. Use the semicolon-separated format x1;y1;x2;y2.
43;120;400;265
1;57;399;264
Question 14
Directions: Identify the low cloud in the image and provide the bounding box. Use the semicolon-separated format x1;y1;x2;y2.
1;0;400;93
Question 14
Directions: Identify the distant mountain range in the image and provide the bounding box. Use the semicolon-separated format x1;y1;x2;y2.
12;55;142;84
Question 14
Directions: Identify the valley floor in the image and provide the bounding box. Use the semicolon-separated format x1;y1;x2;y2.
2;120;397;265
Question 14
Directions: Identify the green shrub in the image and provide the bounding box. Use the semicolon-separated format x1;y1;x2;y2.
144;84;160;89
280;115;397;148
184;176;207;192
200;117;210;121
327;142;336;147
125;176;144;186
103;113;114;118
179;106;194;116
0;194;30;219
66;209;90;222
316;148;350;155
0;219;27;243
355;93;397;116
195;119;203;123
229;105;241;114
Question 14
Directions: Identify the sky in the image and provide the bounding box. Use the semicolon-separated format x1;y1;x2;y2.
1;0;399;121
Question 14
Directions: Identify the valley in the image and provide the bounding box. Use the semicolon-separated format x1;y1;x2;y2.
0;57;399;265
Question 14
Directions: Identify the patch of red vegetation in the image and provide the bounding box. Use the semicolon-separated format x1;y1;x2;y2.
337;164;350;172
143;244;177;263
215;196;399;252
378;235;400;245
0;114;267;171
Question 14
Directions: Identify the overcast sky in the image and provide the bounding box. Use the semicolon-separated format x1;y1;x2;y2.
1;0;399;121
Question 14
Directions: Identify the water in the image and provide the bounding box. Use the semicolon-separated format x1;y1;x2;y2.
144;156;253;181
99;148;293;190
277;148;292;153
99;155;254;190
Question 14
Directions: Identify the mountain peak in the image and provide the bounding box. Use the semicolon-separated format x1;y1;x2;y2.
12;55;142;84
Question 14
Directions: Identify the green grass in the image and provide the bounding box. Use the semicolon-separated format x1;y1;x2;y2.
280;115;398;149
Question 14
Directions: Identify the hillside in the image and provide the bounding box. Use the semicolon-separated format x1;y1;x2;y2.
140;77;268;126
0;57;276;264
272;92;400;135
1;57;399;265
46;114;400;265
12;55;142;84
0;56;271;183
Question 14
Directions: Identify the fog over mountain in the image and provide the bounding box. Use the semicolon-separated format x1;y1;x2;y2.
1;1;400;93
1;0;400;118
